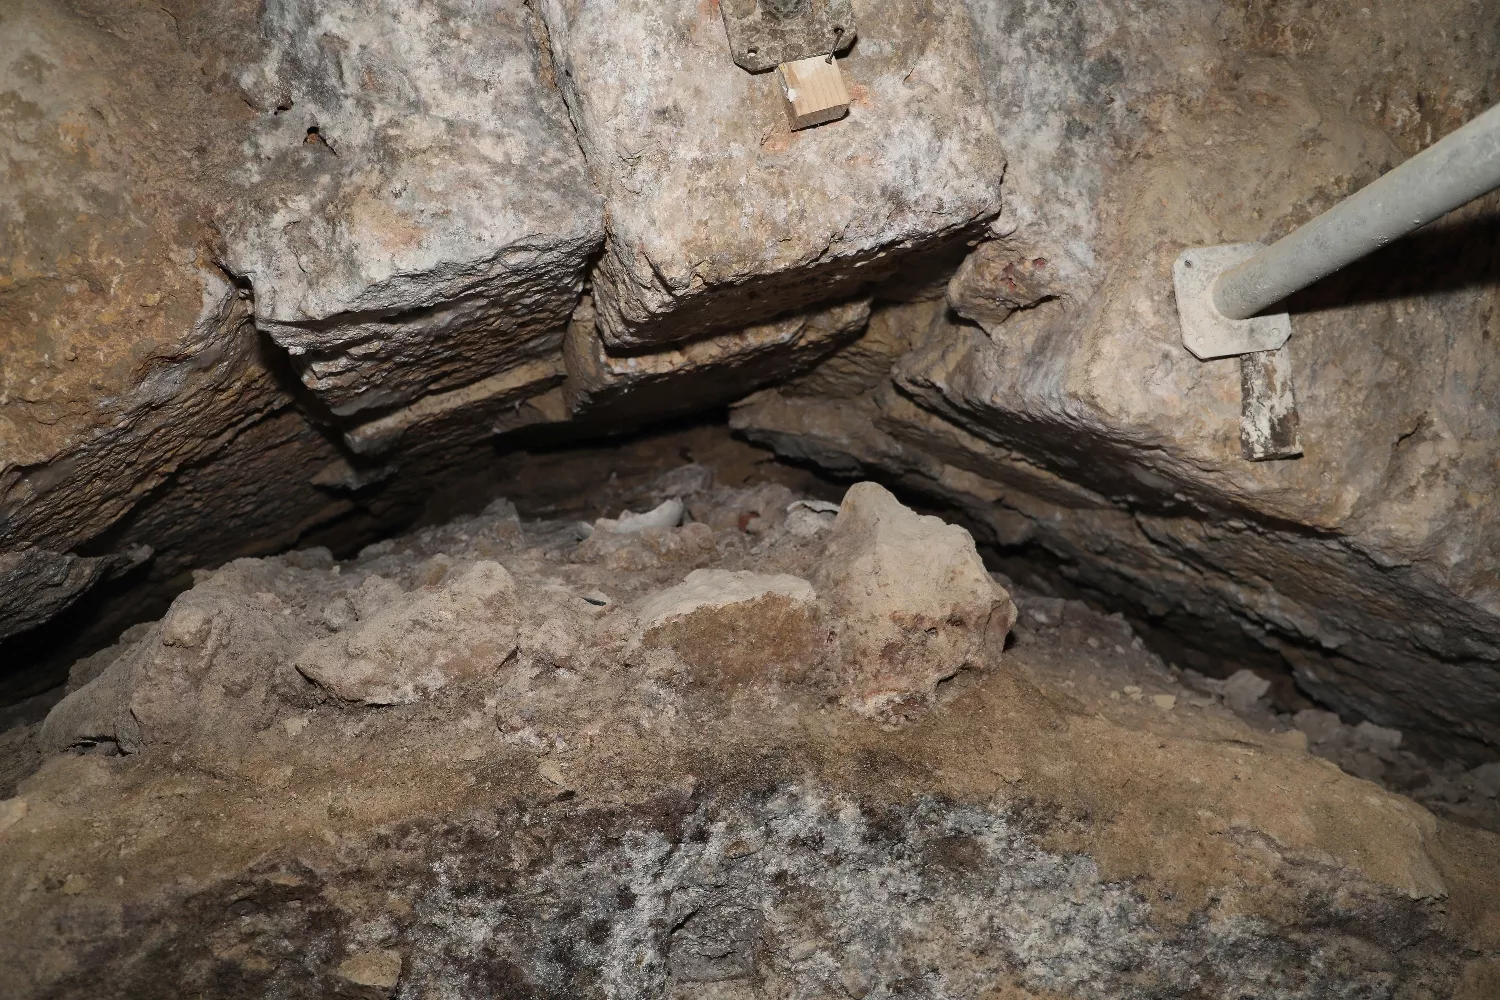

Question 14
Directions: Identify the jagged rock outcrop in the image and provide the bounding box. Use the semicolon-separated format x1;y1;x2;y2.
0;0;358;699
219;0;603;419
0;546;149;643
565;297;872;426
1;0;990;694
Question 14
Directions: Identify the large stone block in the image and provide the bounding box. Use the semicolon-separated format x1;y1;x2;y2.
538;0;1003;349
815;482;1016;717
219;0;604;417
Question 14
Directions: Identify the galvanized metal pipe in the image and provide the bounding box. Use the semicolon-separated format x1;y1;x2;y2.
1212;101;1500;321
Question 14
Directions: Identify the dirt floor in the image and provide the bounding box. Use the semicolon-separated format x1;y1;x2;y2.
2;429;1498;999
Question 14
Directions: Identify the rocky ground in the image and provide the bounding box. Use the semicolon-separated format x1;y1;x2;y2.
2;455;1497;999
5;0;1500;995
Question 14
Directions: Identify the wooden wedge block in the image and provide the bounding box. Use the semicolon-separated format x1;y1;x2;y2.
777;55;850;130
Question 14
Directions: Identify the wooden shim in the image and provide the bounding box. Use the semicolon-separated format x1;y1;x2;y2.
777;56;850;131
1240;344;1303;461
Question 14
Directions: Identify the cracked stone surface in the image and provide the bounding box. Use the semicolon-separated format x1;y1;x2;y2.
218;0;603;418
538;0;1003;349
564;297;871;427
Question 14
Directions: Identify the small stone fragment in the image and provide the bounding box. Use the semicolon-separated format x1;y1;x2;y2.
1152;694;1177;711
1223;670;1272;716
335;950;403;998
1018;596;1065;629
1467;762;1500;798
1353;721;1403;755
813;482;1016;717
1292;709;1345;745
538;761;567;787
61;874;89;895
784;500;842;539
596;499;684;534
0;798;28;836
784;506;836;539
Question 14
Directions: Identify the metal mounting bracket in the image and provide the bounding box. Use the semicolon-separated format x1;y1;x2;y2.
1174;243;1301;461
1167;102;1500;462
720;0;857;73
1174;244;1290;360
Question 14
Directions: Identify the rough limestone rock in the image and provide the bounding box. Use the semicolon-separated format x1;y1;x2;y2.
782;299;938;399
38;550;520;750
0;0;582;694
0;0;357;695
341;358;568;459
817;482;1017;716
219;0;603;417
6;479;1498;998
538;0;1003;348
36;640;143;757
564;297;871;424
333;950;403;999
294;561;518;705
733;0;1500;758
38;558;329;753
